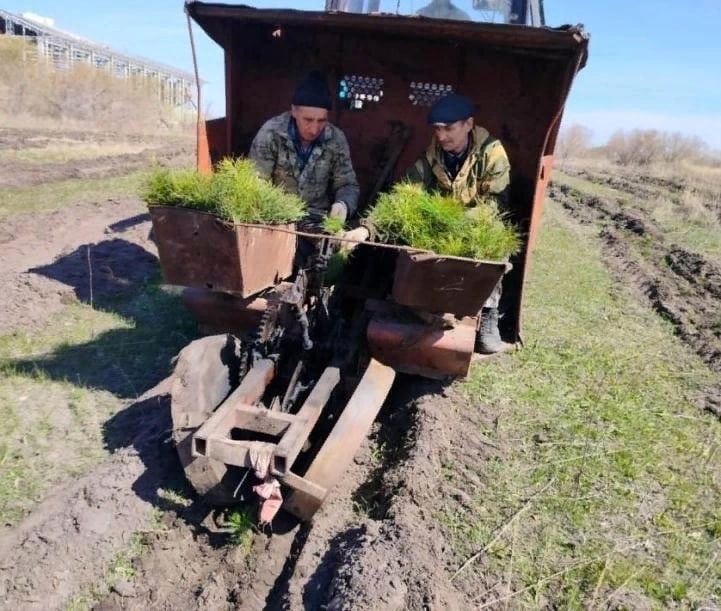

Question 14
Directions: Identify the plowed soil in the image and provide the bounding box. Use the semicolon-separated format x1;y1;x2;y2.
1;137;720;609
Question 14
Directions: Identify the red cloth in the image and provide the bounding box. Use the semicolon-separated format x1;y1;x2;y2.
253;479;283;524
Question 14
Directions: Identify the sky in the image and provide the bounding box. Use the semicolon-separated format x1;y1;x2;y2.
4;0;721;148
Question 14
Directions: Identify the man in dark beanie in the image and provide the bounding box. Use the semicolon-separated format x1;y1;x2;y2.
250;71;359;227
405;93;511;354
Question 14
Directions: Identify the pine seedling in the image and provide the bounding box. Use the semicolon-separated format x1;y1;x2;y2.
322;215;345;235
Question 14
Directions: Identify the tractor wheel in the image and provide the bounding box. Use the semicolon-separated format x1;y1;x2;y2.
170;334;243;505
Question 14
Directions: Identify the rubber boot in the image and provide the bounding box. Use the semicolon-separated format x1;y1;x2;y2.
476;307;503;354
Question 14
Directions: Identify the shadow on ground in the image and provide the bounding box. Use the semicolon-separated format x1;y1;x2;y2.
30;237;157;311
8;238;198;398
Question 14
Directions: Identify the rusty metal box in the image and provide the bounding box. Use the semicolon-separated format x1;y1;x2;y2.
149;206;296;297
392;250;509;317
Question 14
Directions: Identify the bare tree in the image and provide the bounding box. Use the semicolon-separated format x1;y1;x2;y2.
605;129;709;166
556;123;593;162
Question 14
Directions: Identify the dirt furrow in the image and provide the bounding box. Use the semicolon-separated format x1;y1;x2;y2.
0;383;171;609
89;378;469;611
550;182;721;415
550;182;721;372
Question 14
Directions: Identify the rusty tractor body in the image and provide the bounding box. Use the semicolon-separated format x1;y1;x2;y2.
158;1;589;521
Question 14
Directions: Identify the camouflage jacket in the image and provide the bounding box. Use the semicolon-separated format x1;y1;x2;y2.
404;125;510;210
249;112;360;218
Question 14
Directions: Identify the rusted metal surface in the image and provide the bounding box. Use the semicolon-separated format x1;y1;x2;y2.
280;471;327;505
186;4;588;55
196;114;212;175
367;316;475;378
185;2;589;342
193;367;340;477
198;117;229;166
149;206;296;297
194;403;294;466
392;250;509;317
181;287;268;335
273;367;341;476
285;358;396;521
192;358;276;457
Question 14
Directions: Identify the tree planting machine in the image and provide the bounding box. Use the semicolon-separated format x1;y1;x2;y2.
151;1;589;522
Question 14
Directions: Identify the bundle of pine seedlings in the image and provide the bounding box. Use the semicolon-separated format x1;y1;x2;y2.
366;182;521;260
141;158;306;224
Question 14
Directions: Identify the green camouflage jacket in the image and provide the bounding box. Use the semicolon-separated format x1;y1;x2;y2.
249;112;360;218
404;125;510;210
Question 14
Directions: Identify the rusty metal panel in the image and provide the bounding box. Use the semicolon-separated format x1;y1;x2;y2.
185;2;589;342
196;117;212;175
284;358;396;521
205;116;228;167
392;250;508;317
367;316;475;378
186;4;588;56
181;287;267;335
149;206;296;297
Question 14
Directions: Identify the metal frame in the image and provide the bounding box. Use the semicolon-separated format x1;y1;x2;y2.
326;0;544;25
0;8;195;108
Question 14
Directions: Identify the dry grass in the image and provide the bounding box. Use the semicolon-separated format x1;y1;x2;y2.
0;142;152;164
0;38;194;135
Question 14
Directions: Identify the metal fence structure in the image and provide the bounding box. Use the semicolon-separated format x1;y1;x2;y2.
0;8;195;108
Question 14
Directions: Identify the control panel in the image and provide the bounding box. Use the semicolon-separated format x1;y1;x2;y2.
338;74;384;109
408;82;454;106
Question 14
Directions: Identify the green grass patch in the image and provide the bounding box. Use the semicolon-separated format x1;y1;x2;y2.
0;142;150;164
142;158;306;224
0;172;147;220
226;507;257;552
367;182;521;260
443;200;721;608
554;170;631;201
0;279;196;525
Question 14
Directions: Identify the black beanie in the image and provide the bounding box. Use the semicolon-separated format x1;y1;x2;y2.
292;71;332;110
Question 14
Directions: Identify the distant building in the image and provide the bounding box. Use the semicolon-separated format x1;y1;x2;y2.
0;9;195;108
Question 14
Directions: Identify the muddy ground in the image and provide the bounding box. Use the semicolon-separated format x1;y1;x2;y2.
1;136;720;609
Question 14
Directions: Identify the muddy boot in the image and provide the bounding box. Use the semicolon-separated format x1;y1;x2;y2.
476;307;502;354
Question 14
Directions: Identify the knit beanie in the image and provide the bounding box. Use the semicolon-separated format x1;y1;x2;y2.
292;71;333;110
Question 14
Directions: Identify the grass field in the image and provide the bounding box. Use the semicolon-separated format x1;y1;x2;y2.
440;196;721;608
0;172;149;220
0;282;196;525
1;136;720;608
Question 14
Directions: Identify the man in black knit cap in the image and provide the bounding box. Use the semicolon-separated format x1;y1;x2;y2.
249;71;360;228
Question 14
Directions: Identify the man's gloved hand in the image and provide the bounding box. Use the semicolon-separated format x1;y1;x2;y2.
329;202;348;223
338;226;370;253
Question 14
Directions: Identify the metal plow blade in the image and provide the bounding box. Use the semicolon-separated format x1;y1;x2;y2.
284;358;396;521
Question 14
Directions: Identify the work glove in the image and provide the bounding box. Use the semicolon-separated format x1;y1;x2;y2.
338;226;370;253
329;201;348;223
